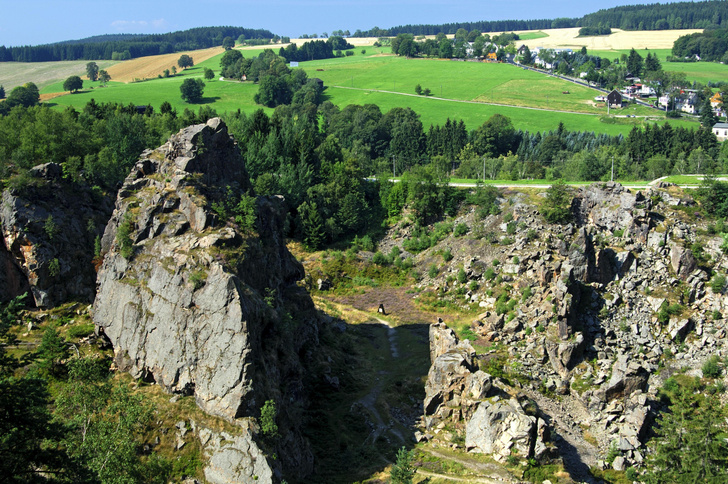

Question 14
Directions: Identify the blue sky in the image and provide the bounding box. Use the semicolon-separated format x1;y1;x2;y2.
1;0;676;47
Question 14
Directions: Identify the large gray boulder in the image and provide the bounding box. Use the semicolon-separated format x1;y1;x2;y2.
466;398;537;462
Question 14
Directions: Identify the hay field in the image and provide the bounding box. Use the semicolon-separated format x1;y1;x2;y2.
518;27;702;50
105;46;224;83
0;60;116;91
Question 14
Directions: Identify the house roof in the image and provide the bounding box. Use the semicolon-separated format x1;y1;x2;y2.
713;122;728;129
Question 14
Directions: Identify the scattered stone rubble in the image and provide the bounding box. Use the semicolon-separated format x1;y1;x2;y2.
414;182;728;475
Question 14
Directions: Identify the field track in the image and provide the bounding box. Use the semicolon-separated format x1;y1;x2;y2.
105;46;224;83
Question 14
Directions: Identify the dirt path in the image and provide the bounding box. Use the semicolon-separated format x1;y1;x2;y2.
353;315;406;445
423;449;518;483
521;387;600;483
416;470;506;483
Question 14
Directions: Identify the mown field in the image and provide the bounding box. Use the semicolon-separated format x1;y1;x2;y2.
18;38;698;135
0;60;117;91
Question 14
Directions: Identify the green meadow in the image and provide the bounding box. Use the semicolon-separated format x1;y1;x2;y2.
40;46;700;135
588;47;728;85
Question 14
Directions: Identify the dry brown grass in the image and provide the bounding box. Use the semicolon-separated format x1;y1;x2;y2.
105;46;224;83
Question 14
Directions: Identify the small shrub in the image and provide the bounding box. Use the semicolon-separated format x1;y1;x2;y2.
190;270;207;290
506;221;516;235
710;274;726;293
512;255;519;264
454;223;469;237
469;281;479;291
484;267;496;281
442;248;453;262
372;251;389;265
457;268;467;284
44;215;60;240
492;259;500;266
503;212;513;223
116;214;135;259
428;264;438;278
702;355;723;378
260;400;278;438
48;258;60;277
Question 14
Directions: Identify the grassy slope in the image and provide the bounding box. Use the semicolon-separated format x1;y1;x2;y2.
40;45;700;134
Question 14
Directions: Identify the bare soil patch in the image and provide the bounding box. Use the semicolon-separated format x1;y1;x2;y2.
328;286;438;325
105;46;224;83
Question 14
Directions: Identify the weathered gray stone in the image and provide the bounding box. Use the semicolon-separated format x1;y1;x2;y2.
465;398;536;462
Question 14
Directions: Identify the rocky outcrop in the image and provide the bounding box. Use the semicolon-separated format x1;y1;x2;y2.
0;164;113;306
422;321;547;462
93;119;317;480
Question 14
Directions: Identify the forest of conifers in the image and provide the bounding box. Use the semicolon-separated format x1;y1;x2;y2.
0;93;724;249
0;27;274;62
360;0;728;36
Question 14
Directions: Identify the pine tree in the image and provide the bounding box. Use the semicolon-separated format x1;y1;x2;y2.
390;447;416;484
645;377;728;483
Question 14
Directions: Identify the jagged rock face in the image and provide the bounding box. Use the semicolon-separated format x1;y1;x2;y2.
93;119;315;479
0;164;112;306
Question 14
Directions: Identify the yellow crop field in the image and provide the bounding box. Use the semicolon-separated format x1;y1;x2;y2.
105;46;224;83
517;27;702;50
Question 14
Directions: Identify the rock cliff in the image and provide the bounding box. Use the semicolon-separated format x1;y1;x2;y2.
93;118;318;482
0;164;112;306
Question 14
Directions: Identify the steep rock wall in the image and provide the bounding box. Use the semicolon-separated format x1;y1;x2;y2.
93;118;316;481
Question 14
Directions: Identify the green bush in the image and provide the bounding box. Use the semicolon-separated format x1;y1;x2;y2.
710;274;726;293
484;267;496;281
372;251;389;265
428;264;438;278
116;214;135;259
453;223;469;237
702;355;723;378
457;267;467;284
442;248;453;262
260;400;278;438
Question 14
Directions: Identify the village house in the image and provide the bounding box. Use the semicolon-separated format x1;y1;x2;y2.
607;90;623;108
713;122;728;142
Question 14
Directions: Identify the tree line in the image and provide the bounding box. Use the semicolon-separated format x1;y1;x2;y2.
352;0;727;38
579;0;728;31
672;28;728;62
0;26;274;62
0;87;725;248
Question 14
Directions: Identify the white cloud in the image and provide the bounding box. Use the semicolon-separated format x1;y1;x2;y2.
111;18;168;32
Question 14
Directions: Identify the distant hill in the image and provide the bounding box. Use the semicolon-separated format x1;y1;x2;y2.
355;0;727;36
0;26;274;63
